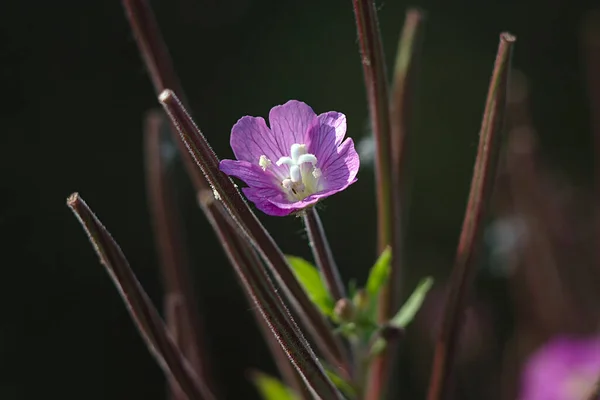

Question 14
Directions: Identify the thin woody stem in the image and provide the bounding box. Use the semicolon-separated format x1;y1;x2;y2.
302;208;346;302
351;0;393;254
196;191;311;399
198;192;344;400
426;33;515;400
123;0;350;378
67;194;215;400
159;90;351;378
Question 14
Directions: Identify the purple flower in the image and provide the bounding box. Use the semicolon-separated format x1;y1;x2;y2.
219;100;360;216
519;335;600;400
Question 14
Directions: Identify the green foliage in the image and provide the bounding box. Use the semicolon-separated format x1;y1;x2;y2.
286;255;335;317
389;277;434;329
365;246;392;298
251;372;298;400
369;277;434;357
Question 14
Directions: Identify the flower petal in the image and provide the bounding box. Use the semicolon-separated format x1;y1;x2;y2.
266;188;351;213
229;116;283;167
269;100;318;153
305;111;347;158
219;159;280;190
306;112;349;172
319;138;360;191
220;159;296;216
242;187;294;216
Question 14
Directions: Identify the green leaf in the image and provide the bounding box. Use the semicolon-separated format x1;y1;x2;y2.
251;371;298;400
365;247;392;297
369;277;434;358
390;277;434;329
286;255;334;317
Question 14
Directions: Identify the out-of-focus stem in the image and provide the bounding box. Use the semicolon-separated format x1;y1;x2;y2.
351;0;392;254
302;208;346;302
122;0;204;190
426;33;515;400
365;9;425;400
144;110;215;398
387;7;424;325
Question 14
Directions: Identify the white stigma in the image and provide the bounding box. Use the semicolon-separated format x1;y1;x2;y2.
274;143;321;200
258;155;271;171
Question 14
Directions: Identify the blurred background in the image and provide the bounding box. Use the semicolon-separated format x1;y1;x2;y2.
1;0;600;398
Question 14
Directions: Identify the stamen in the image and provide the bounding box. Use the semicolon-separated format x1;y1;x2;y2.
289;165;301;182
290;143;306;162
276;143;321;200
259;155;271;171
297;153;317;166
276;156;294;167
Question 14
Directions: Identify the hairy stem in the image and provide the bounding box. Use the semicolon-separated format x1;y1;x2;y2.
198;192;344;400
67;193;215;400
159;90;351;377
123;0;350;379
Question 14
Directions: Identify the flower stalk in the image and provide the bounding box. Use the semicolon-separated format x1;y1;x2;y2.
426;33;516;400
302;208;346;302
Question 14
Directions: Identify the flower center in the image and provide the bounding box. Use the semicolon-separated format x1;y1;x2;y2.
258;143;321;201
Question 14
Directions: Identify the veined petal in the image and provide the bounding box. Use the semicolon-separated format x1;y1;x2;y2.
269;100;318;152
320;112;347;146
229;116;284;167
219;159;280;190
305;112;347;167
319;138;360;191
242;187;294;216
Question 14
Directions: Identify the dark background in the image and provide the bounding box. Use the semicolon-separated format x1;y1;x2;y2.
1;0;598;398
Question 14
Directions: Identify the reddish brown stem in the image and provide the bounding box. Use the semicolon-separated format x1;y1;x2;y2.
159;90;351;378
123;0;349;379
351;0;393;255
426;33;516;400
197;192;344;399
67;193;215;400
